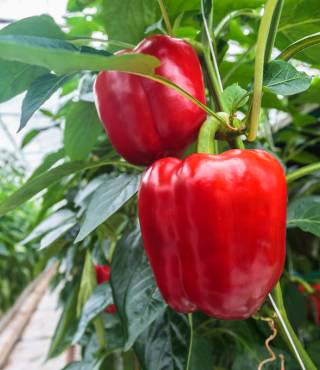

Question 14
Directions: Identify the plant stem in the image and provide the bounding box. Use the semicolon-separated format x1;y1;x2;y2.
197;116;220;154
203;51;225;111
200;0;224;94
214;9;261;38
277;32;320;61
143;73;225;123
186;314;194;370
157;0;173;36
247;0;281;142
269;283;317;370
264;0;284;62
286;162;320;183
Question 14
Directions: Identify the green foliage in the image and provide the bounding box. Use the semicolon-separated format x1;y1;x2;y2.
111;227;167;351
263;60;312;96
0;1;320;369
64;101;103;161
0;152;43;313
134;309;191;370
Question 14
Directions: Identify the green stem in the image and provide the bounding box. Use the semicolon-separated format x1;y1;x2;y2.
203;51;226;111
158;0;173;36
277;32;320;61
264;0;284;62
186;313;194;370
286;162;320;183
197;116;220;154
269;283;317;370
247;0;281;142
214;9;261;37
143;73;225;124
200;0;224;94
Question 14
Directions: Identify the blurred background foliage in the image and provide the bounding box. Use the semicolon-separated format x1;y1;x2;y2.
0;0;320;369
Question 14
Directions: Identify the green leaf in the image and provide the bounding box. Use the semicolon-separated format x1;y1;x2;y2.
75;174;141;242
0;61;48;103
190;336;214;370
0;35;160;75
263;60;311;96
0;15;65;39
47;283;79;359
21;128;42;148
111;227;167;351
40;221;77;250
134;308;190;370
73;283;112;344
0;15;64;102
22;209;75;244
64;102;103;161
29;149;65;179
102;0;160;44
77;251;97;317
0;159;124;216
277;0;320;65
287;196;320;237
20;73;72;131
61;362;92;370
222;83;249;113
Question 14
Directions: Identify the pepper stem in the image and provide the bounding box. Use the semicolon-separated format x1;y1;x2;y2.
197;116;220;154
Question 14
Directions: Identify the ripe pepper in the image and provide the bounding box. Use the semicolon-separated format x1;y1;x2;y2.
299;283;320;325
138;149;287;319
95;265;117;314
94;35;206;166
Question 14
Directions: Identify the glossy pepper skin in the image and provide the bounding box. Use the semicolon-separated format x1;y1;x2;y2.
95;265;117;314
94;35;206;166
138;150;287;319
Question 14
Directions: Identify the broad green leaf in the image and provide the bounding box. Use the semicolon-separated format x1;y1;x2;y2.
0;61;47;103
20;73;72;131
73;283;112;344
0;35;160;75
222;83;249;113
75;174;141;242
0;15;64;102
29;149;65;179
0;159;124;216
47;283;79;359
287;196;320;237
111;227;167;351
134;308;190;370
190;336;214;370
22;209;75;244
0;15;65;39
40;221;77;250
277;0;320;65
102;0;160;44
263;60;311;96
64;101;102;161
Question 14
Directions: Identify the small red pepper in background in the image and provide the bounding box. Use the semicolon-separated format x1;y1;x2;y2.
138;149;287;320
95;265;117;314
94;35;206;166
298;283;320;325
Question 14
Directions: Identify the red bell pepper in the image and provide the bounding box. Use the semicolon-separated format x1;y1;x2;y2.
138;149;287;319
94;35;206;165
95;265;117;314
299;283;320;325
